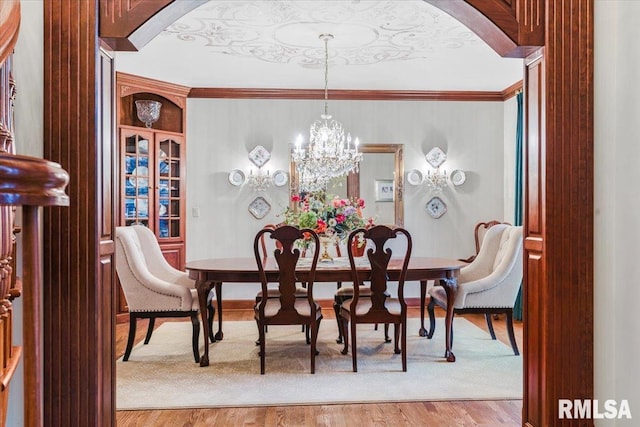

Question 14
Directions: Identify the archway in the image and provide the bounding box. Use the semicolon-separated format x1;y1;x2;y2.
40;1;593;426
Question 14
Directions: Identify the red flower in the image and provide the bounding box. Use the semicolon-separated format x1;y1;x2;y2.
291;195;301;202
315;219;327;234
358;198;365;208
335;214;346;223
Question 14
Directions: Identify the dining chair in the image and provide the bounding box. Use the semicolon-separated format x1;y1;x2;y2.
338;225;412;372
458;220;510;263
115;225;210;363
427;223;523;355
254;225;323;374
332;238;389;345
254;223;310;338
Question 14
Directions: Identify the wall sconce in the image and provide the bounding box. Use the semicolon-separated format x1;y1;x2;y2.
406;146;466;194
407;147;467;220
135;100;162;128
228;145;290;220
247;167;273;192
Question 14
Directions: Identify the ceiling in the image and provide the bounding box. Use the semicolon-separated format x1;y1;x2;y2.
115;0;523;91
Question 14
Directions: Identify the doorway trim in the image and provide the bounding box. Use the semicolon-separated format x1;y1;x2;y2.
40;1;593;426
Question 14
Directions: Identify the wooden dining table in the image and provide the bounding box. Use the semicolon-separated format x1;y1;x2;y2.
186;256;464;367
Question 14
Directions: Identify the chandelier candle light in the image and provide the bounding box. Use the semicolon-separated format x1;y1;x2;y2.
292;34;362;193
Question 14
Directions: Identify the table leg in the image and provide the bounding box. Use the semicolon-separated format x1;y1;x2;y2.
197;279;213;367
214;282;224;340
418;280;428;337
441;277;458;362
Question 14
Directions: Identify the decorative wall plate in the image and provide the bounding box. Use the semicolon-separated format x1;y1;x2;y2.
128;166;149;188
248;196;271;219
272;169;288;187
426;147;447;168
426;196;447;219
248;145;271;168
138;139;149;154
228;169;246;186
450;169;466;186
406;169;424;186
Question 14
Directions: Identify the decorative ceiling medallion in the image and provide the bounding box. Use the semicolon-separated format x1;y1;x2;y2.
162;1;480;68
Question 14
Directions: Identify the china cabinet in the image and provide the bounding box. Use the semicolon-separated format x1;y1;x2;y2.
116;73;190;315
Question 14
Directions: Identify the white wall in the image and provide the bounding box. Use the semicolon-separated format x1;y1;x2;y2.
186;98;507;299
594;2;640;425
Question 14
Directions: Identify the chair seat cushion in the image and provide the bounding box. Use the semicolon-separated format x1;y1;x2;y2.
335;286;373;297
256;287;308;299
259;299;322;318
341;297;401;316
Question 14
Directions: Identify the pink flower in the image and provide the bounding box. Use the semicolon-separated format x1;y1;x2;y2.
358;198;365;208
335;214;346;223
332;198;341;208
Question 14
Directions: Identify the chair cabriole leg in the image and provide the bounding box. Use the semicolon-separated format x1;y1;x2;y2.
506;309;519;355
123;313;137;361
485;313;496;339
144;316;155;344
426;298;436;339
190;312;201;363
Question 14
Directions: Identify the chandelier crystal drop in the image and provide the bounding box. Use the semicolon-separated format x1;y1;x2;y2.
292;33;362;193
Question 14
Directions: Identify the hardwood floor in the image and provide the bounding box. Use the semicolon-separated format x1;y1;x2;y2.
116;306;523;426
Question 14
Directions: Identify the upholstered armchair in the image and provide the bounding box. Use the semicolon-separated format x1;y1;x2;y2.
115;225;208;362
427;224;523;355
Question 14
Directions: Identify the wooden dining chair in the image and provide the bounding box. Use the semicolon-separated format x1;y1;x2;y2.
338;225;412;372
333;237;389;345
254;225;323;374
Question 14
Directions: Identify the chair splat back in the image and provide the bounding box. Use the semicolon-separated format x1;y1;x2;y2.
254;225;319;313
340;224;413;372
253;225;323;374
348;225;412;314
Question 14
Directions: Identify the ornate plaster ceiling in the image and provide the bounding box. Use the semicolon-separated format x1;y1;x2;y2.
115;1;523;91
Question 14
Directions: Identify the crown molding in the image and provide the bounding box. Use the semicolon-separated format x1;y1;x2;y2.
188;84;524;102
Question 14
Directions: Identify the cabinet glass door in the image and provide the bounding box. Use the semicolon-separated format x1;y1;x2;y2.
157;136;182;239
124;133;152;227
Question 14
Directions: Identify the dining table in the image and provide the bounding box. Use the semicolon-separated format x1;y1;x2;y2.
186;256;464;367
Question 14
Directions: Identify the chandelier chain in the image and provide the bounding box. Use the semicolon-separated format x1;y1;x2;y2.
291;33;362;193
323;35;329;116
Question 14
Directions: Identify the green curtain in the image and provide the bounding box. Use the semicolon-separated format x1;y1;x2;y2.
513;92;524;321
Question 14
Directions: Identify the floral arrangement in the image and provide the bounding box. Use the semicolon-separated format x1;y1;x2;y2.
281;191;374;242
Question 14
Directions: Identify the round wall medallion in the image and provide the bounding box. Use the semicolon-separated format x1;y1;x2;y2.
228;169;246;186
450;169;466;186
406;169;424;186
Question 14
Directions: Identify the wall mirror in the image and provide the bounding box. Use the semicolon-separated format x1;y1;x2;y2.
290;144;404;226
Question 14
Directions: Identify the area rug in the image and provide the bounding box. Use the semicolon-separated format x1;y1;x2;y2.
116;318;522;410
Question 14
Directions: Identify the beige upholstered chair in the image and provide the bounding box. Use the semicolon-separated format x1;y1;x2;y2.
427;223;523;355
115;225;206;362
458;220;510;263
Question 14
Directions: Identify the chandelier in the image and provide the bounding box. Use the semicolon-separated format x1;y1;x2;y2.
292;34;362;193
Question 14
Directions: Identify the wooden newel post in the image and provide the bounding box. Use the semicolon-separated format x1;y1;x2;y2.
0;153;69;427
